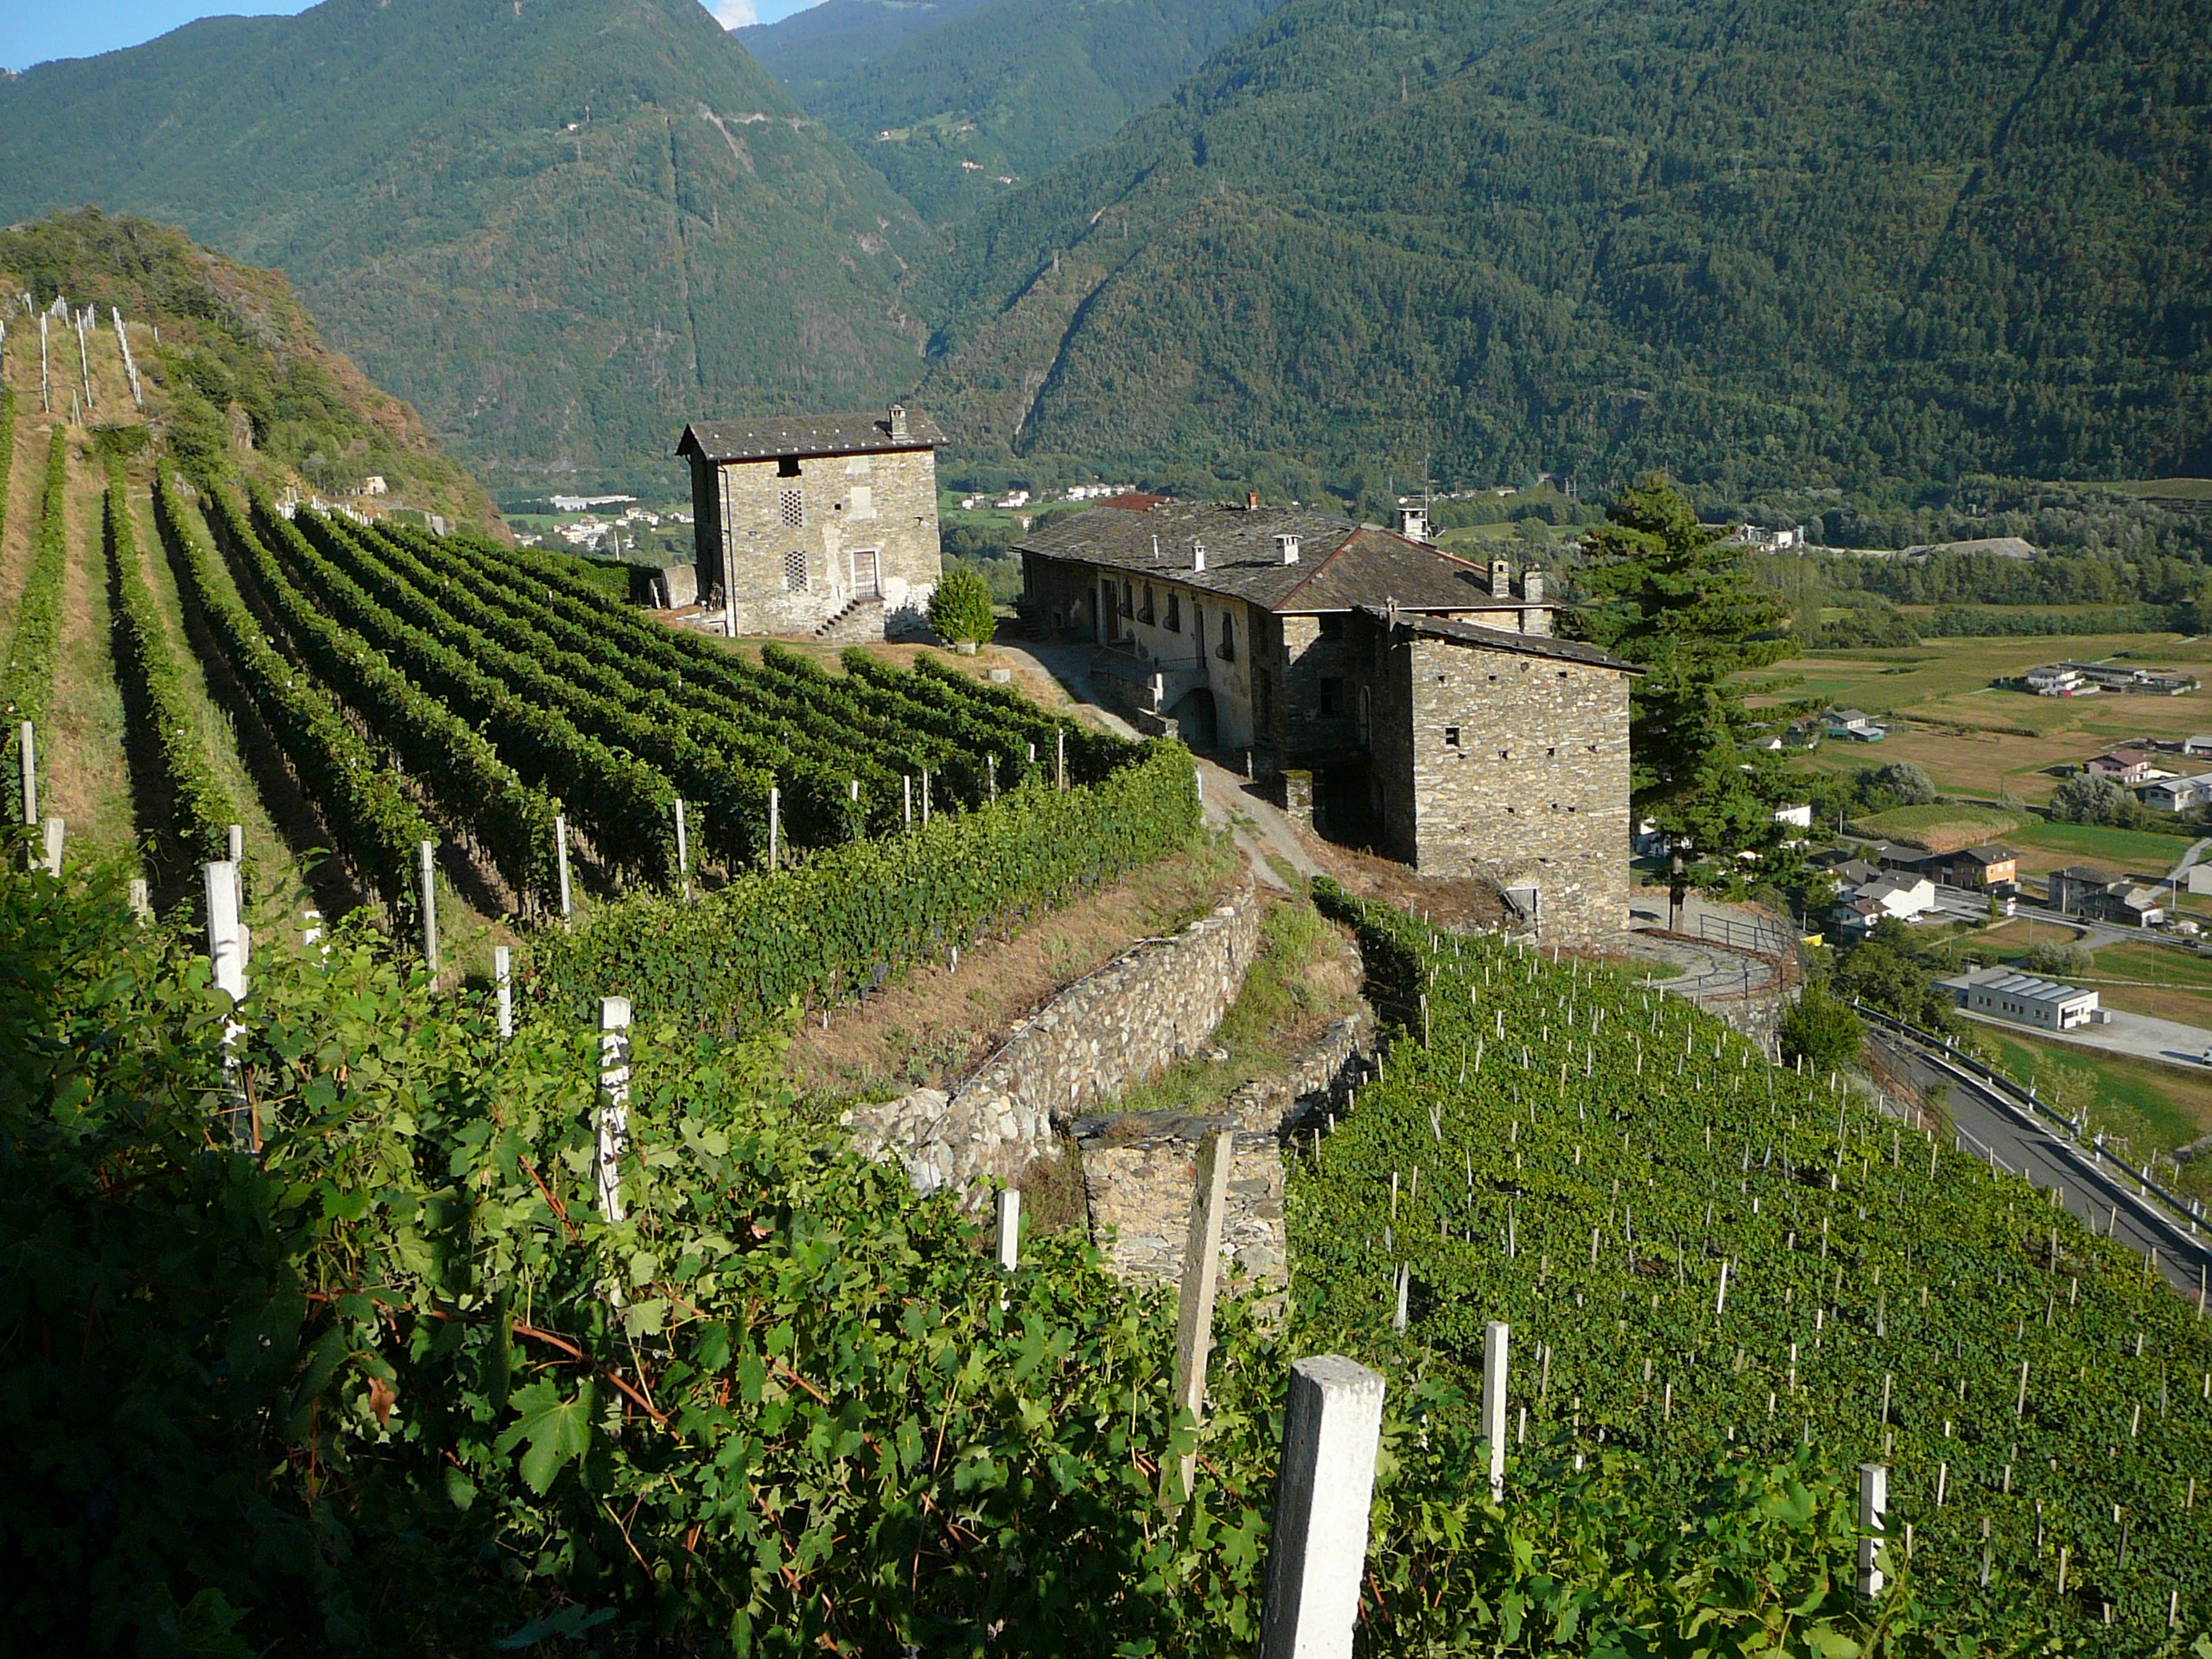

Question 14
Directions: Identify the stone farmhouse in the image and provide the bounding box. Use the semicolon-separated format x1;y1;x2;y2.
678;406;944;640
1017;499;1638;938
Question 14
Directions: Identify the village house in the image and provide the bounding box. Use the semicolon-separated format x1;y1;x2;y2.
2082;747;2163;786
1917;842;2018;890
1016;498;1637;937
678;406;945;639
2141;772;2212;814
2048;866;2166;926
1823;709;1885;741
1833;868;1938;934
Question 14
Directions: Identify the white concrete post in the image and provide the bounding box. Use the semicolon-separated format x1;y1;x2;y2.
128;877;150;924
1165;1128;1234;1507
1483;1321;1509;1503
203;861;246;1003
494;945;512;1040
17;721;35;825
674;798;690;898
41;817;63;876
1258;1356;1388;1659
418;841;439;975
903;774;912;827
767;785;781;870
1857;1462;1889;1599
556;815;573;920
921;771;931;825
1056;728;1067;791
995;1186;1021;1273
595;996;632;1224
988;751;997;802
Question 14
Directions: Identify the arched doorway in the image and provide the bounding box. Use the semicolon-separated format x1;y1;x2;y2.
1170;688;1217;750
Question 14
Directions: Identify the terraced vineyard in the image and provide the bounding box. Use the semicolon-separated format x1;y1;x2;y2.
1295;884;2212;1647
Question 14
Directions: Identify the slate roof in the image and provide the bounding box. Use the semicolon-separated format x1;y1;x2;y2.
677;409;945;462
1365;608;1640;673
1956;842;2018;865
1015;501;1548;615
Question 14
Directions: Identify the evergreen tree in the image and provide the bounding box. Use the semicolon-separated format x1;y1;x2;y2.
1569;476;1791;858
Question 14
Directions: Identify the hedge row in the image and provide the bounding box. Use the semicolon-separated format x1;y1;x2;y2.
220;489;563;909
531;737;1205;1033
2;427;69;821
104;464;239;880
153;464;430;923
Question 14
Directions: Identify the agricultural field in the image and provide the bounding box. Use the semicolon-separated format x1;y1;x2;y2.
1762;632;2212;802
1848;802;2022;849
2005;819;2197;882
1294;889;2212;1648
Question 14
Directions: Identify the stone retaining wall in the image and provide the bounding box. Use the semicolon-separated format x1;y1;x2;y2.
845;881;1264;1201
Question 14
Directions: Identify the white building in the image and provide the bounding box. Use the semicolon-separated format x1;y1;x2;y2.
1942;967;2100;1033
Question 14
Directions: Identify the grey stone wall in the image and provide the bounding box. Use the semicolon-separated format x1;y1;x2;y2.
1375;632;1632;939
1073;1013;1375;1290
698;444;941;637
844;882;1264;1202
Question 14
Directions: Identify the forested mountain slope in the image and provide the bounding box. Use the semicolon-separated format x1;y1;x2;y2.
0;0;933;491
740;0;999;108
913;0;2212;499
753;0;1284;223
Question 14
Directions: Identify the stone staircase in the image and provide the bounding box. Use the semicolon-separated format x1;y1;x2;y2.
812;595;884;643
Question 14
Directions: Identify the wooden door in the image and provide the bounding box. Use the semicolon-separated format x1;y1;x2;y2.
850;550;880;598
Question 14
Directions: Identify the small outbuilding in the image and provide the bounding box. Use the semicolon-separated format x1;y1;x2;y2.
1941;966;2101;1033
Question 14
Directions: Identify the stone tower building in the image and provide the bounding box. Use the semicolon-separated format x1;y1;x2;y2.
678;406;945;639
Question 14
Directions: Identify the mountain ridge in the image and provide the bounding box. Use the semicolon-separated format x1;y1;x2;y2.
0;0;936;491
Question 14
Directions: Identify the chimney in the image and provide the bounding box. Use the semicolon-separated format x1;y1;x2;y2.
1192;540;1207;573
1247;491;1260;509
887;404;908;441
1490;556;1511;599
1522;567;1544;603
1396;505;1430;543
1276;533;1300;564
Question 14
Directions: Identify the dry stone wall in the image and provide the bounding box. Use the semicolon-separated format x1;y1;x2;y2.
844;882;1263;1202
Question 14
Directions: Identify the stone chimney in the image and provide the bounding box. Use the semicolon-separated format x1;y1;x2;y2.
1192;540;1207;573
1396;505;1430;543
1247;490;1260;509
887;404;909;441
1276;534;1300;565
1522;567;1544;603
1490;556;1511;599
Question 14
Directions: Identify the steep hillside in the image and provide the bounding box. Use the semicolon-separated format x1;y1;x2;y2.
0;211;496;529
740;0;998;105
753;0;1282;223
0;0;933;491
912;0;2212;499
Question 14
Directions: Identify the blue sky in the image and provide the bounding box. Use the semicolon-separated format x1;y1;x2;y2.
0;0;820;73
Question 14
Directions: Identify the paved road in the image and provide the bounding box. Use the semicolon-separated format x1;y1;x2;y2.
1866;1027;2212;1303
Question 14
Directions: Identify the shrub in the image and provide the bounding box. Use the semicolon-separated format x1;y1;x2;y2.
928;563;997;645
1778;986;1865;1071
2048;773;2133;825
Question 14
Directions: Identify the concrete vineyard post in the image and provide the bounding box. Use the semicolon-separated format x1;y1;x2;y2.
494;945;512;1040
987;752;996;803
674;798;690;899
418;841;440;976
203;860;250;1147
921;771;931;826
595;997;632;1224
1163;1128;1234;1509
1483;1321;1509;1503
1056;729;1066;791
1857;1463;1889;1599
768;785;781;871
995;1187;1020;1273
127;877;149;925
17;721;35;826
1258;1356;1387;1659
41;817;63;876
904;774;912;827
556;815;573;922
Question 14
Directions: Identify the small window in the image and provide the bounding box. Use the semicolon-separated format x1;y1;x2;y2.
1121;582;1135;619
777;455;802;479
783;550;809;592
1141;583;1155;624
1166;592;1181;632
1317;677;1341;716
779;489;804;528
1217;615;1236;662
1444;726;1461;748
1318;613;1344;636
